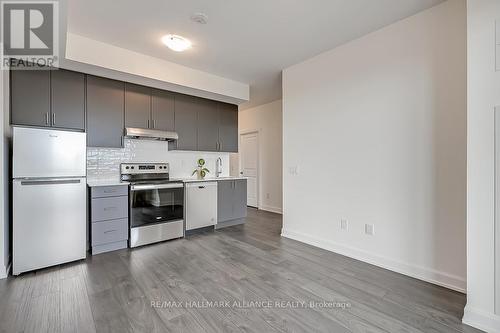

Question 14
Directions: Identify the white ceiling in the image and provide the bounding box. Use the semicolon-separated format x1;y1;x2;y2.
67;0;444;109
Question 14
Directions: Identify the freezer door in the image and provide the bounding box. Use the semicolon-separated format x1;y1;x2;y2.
13;127;86;178
13;178;87;275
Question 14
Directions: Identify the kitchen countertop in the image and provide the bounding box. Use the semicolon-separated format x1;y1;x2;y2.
174;176;247;183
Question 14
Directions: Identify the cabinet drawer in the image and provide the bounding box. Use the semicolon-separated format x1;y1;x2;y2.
91;185;128;198
92;219;128;246
91;196;128;222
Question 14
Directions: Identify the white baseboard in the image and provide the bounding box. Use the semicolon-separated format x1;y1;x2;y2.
259;205;282;214
463;306;500;333
281;228;466;293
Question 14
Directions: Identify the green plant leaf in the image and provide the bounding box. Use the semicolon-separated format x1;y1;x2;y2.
192;170;197;176
202;168;210;173
198;158;205;166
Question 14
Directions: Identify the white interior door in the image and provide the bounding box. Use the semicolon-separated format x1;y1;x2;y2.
240;132;258;207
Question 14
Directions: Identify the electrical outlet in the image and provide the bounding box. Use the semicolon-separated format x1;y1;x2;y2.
365;224;374;236
340;219;348;231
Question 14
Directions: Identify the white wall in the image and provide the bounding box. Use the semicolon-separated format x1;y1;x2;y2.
236;99;283;213
282;0;466;291
463;0;500;331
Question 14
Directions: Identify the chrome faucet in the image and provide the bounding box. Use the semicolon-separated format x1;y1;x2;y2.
216;157;223;177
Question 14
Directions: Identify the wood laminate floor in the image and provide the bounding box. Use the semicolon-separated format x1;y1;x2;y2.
0;208;481;333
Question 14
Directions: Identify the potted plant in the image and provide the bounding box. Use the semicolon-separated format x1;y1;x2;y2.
192;158;210;180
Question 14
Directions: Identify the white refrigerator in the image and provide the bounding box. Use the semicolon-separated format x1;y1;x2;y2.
12;127;87;275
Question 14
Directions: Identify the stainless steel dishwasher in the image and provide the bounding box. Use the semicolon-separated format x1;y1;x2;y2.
185;182;218;231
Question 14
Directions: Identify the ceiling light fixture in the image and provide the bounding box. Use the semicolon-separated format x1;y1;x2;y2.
161;34;192;52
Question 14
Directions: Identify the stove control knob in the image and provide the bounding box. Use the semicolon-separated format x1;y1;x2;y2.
126;166;130;170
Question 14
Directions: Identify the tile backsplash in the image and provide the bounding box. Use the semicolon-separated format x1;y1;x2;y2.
87;139;231;180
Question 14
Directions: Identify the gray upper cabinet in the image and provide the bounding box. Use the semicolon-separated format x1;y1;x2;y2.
10;67;238;151
11;69;51;127
171;95;238;153
86;76;125;148
51;70;85;130
218;102;238;153
125;83;151;129
173;95;198;150
151;89;175;131
11;69;85;131
197;99;219;152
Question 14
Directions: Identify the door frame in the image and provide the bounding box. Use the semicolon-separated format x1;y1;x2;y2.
239;129;260;209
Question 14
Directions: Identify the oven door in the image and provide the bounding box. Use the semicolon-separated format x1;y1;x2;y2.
130;183;184;228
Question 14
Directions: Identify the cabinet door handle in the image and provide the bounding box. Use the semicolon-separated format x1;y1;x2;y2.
104;229;117;234
147;119;150;128
52;113;55;125
45;113;49;125
153;119;156;129
103;207;117;211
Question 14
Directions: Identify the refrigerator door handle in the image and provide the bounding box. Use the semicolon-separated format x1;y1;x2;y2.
20;179;82;186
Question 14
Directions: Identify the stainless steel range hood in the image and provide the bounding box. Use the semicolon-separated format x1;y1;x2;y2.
125;127;179;141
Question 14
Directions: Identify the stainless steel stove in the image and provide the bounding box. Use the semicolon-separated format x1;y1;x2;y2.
121;163;184;247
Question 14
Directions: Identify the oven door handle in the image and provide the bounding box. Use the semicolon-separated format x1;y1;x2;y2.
131;183;184;191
